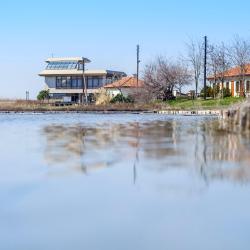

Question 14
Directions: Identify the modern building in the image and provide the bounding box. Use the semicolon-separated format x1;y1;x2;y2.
208;64;250;97
39;57;126;102
104;76;144;97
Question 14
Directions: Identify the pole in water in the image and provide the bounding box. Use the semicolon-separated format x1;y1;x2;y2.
204;36;207;100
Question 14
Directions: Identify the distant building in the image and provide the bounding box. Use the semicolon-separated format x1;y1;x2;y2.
104;76;144;97
208;65;250;97
172;90;188;97
39;57;126;102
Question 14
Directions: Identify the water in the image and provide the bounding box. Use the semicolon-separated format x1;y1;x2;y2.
0;113;249;250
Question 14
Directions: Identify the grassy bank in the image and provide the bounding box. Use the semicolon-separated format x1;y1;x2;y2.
0;100;162;112
166;97;245;110
0;97;246;112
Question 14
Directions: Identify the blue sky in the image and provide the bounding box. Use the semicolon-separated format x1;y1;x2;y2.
0;0;250;98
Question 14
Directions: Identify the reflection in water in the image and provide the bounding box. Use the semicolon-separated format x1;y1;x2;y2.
201;122;250;183
42;119;250;183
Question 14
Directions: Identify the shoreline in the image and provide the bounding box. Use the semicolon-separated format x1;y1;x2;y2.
0;109;222;116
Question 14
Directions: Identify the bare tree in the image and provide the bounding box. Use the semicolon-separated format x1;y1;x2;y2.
208;43;231;98
186;38;203;97
217;43;231;98
208;44;219;98
230;36;250;96
173;60;192;94
143;57;191;101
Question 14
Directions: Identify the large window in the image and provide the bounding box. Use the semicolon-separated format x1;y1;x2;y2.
56;77;62;88
77;77;83;88
87;77;104;89
56;76;83;89
62;77;68;88
72;77;78;88
55;76;104;89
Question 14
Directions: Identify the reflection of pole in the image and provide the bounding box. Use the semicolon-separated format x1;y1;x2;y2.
133;123;140;185
194;123;208;185
133;163;137;185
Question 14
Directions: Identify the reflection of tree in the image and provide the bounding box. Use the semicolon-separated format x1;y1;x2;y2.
42;121;182;176
42;119;250;184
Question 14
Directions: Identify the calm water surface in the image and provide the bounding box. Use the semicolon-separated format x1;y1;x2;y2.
0;113;250;250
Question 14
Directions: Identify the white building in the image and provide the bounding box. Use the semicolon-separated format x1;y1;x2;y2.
208;64;250;97
39;57;126;102
104;76;144;97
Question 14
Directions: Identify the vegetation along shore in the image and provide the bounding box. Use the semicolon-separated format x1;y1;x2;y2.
0;97;246;114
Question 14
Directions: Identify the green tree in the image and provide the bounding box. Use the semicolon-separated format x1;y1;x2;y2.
37;90;50;101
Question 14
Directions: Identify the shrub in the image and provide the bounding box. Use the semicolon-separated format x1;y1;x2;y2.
200;86;213;98
110;94;134;103
222;87;232;98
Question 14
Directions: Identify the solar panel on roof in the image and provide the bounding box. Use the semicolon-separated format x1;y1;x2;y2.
46;62;78;70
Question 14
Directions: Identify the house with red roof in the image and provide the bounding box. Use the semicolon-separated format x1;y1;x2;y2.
104;76;144;97
208;65;250;97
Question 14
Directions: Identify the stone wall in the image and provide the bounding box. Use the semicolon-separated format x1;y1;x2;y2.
223;98;250;133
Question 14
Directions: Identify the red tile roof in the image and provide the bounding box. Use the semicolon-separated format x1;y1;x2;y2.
104;76;144;88
208;64;250;80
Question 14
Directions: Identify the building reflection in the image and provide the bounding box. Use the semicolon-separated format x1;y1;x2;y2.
199;122;250;183
42;119;250;183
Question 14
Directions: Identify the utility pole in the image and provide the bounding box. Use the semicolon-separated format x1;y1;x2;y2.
204;36;207;100
136;45;140;91
82;58;87;104
25;91;29;101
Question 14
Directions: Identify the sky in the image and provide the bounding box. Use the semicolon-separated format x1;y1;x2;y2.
1;0;250;99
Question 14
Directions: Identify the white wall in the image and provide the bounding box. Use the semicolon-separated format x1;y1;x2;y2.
106;88;137;97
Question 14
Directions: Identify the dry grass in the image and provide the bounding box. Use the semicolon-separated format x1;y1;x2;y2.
0;99;164;112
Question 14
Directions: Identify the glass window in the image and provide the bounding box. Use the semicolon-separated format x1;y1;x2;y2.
72;77;78;88
56;77;62;88
246;81;250;92
61;77;67;88
93;78;99;88
77;77;83;88
66;77;71;88
87;77;93;88
78;63;83;70
98;78;104;87
236;82;240;92
46;62;78;70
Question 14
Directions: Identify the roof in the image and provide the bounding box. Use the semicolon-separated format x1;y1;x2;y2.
104;76;144;89
39;69;108;76
46;57;91;63
208;64;250;80
39;69;127;77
